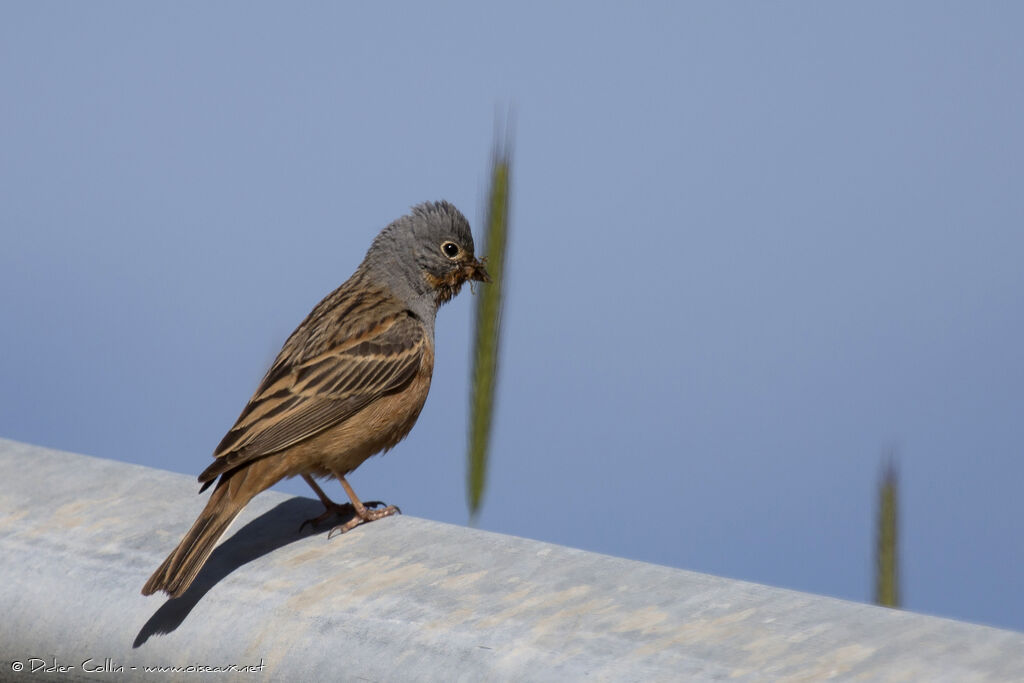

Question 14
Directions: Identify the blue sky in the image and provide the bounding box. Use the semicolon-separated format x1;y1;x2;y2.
3;3;1022;631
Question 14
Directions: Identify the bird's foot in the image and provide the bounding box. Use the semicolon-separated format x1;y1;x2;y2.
327;504;401;539
299;500;388;533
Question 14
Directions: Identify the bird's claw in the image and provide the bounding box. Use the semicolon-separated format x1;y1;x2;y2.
327;504;401;539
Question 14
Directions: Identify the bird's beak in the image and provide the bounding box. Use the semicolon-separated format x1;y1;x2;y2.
467;258;491;283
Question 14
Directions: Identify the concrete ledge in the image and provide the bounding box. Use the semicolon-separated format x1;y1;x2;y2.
0;437;1021;681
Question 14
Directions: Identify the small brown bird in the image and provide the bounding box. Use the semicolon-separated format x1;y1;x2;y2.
143;201;488;597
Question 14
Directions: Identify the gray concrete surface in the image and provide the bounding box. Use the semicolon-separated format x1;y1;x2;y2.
0;437;1021;682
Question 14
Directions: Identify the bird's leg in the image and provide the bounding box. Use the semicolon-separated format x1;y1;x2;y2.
328;475;401;538
299;475;350;531
300;474;387;532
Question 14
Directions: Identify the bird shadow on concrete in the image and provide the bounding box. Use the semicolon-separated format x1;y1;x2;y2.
133;496;355;648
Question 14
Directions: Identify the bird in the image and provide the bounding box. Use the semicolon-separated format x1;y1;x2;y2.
142;200;489;598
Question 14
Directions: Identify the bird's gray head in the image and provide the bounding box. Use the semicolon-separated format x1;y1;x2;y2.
362;201;490;315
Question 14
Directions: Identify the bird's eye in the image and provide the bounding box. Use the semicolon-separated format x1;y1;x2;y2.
441;241;460;259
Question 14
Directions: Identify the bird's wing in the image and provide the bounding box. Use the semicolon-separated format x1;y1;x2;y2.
199;311;425;487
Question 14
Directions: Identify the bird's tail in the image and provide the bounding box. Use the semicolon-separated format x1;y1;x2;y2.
142;463;267;598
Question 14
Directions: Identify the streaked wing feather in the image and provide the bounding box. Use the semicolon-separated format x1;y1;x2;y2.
206;313;424;479
240;351;421;456
239;395;366;456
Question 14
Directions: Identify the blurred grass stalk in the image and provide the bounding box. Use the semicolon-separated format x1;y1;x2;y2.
467;119;513;523
874;456;901;608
